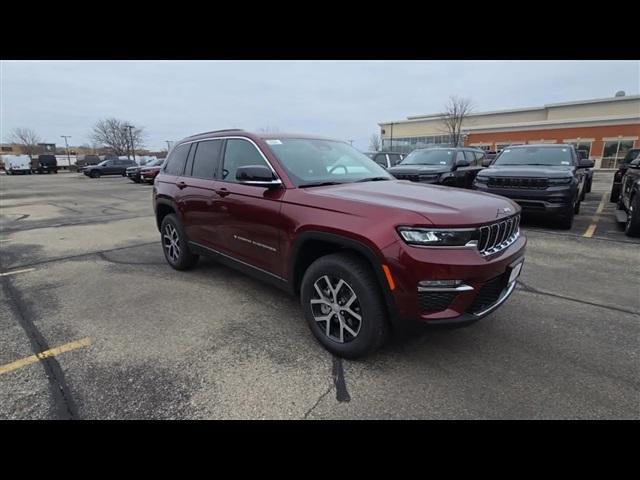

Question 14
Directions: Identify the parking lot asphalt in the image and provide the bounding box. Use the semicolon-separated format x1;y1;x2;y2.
1;171;638;419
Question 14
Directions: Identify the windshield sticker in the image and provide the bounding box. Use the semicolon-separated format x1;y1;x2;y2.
561;161;570;165
504;149;511;153
440;161;447;164
266;139;282;145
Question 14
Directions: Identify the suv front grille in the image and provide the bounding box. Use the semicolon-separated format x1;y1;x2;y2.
395;174;420;182
477;214;520;256
417;291;458;313
488;177;548;189
467;275;507;314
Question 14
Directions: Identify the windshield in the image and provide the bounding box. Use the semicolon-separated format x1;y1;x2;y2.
266;138;392;187
623;149;640;164
493;147;574;166
399;149;454;166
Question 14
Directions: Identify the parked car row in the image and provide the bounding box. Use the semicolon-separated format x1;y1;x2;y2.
126;158;165;183
612;156;640;237
1;154;60;174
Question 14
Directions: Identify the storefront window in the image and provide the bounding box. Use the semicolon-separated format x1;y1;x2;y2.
602;139;635;168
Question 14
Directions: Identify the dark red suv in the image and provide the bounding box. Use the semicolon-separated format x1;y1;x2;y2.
153;129;526;358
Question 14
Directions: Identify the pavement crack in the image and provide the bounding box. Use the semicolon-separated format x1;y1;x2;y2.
1;277;79;420
303;384;333;419
517;281;639;316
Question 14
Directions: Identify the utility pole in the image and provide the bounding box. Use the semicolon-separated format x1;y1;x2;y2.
61;135;71;169
166;140;172;152
125;125;135;163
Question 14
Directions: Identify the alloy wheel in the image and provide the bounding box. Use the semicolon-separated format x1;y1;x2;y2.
310;275;362;343
163;224;181;263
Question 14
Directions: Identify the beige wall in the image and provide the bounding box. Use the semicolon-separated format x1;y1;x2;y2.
380;96;640;139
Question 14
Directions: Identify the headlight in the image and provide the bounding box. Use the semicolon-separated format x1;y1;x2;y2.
548;177;572;185
398;227;477;246
474;176;488;183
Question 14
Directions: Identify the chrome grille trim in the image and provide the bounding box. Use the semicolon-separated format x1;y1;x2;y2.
477;214;520;256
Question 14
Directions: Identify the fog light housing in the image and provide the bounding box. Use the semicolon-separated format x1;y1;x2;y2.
419;280;462;288
417;280;474;292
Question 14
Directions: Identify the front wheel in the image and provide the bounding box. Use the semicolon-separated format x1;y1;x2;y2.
300;252;389;359
89;170;101;178
558;206;574;230
160;214;199;270
625;195;640;237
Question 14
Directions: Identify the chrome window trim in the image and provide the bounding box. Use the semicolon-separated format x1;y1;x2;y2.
174;136;280;179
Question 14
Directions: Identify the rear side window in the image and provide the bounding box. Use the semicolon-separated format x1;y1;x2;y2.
389;154;403;166
464;150;476;164
221;139;269;182
164;144;190;176
191;140;223;179
474;151;485;162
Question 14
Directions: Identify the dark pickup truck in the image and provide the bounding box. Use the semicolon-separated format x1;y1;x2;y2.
614;158;640;236
473;144;593;229
610;148;640;203
387;147;488;189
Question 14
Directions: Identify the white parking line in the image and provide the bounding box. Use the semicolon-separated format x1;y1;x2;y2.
0;268;35;277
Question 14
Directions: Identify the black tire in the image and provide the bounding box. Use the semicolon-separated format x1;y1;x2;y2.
160;214;199;270
574;198;581;214
89;170;100;178
610;184;621;203
300;252;389;359
586;177;592;193
625;194;640;237
558;206;574;230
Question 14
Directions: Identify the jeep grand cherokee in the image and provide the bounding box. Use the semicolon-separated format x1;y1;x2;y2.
153;129;526;358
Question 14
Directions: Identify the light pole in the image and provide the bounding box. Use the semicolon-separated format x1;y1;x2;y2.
61;135;71;169
166;140;172;152
125;125;136;163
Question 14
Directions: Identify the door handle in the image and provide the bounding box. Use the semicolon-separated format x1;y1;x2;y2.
215;187;230;197
177;181;187;190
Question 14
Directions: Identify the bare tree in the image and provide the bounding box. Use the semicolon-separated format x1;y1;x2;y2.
90;118;145;157
369;133;381;151
441;95;474;147
9;127;41;158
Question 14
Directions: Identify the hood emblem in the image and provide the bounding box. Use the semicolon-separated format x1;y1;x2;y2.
496;207;512;217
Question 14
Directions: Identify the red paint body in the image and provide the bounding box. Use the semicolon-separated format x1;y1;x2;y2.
141;165;162;183
154;131;526;325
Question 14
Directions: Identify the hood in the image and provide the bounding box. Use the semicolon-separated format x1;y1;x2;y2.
388;164;452;175
304;180;519;227
479;165;574;178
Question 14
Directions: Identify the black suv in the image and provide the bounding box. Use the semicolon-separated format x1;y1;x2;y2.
473;144;593;229
610;148;640;203
34;154;58;174
364;151;405;169
614;158;640;236
83;158;136;178
387;147;488;189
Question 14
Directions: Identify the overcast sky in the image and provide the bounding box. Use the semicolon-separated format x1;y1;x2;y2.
1;60;638;151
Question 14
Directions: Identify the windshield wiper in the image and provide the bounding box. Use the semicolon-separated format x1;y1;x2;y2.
299;181;344;188
355;177;390;183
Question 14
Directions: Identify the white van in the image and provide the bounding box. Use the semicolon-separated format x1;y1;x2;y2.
2;155;32;175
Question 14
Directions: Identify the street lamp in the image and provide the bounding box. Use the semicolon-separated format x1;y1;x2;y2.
61;135;71;169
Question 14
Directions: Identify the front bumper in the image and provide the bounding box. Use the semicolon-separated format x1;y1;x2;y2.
381;234;526;323
474;183;574;214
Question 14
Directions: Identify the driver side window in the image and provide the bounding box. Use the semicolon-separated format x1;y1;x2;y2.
221;139;270;183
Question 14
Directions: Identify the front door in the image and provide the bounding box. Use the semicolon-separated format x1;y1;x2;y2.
213;138;285;277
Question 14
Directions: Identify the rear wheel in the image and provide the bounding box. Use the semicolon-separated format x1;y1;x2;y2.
586;176;592;193
610;184;621;203
625;195;640;237
300;252;389;359
160;214;199;270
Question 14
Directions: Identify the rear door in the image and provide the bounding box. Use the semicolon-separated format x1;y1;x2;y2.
213;137;285;277
179;139;224;247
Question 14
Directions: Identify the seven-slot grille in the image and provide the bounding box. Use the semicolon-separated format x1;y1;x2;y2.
477;214;520;256
488;177;548;189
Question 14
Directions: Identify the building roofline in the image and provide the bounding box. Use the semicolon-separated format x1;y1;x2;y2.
379;94;640;126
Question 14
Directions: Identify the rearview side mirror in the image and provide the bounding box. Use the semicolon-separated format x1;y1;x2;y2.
579;159;594;169
236;165;282;188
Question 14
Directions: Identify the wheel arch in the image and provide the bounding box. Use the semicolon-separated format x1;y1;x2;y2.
289;231;398;319
155;198;180;231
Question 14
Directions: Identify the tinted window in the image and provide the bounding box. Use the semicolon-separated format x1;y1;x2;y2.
222;139;269;182
400;149;455;166
374;154;388;167
464;150;476;164
164;144;190;176
191;140;223;179
493;147;573;166
388;154;403;166
455;151;466;163
474;151;485;162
